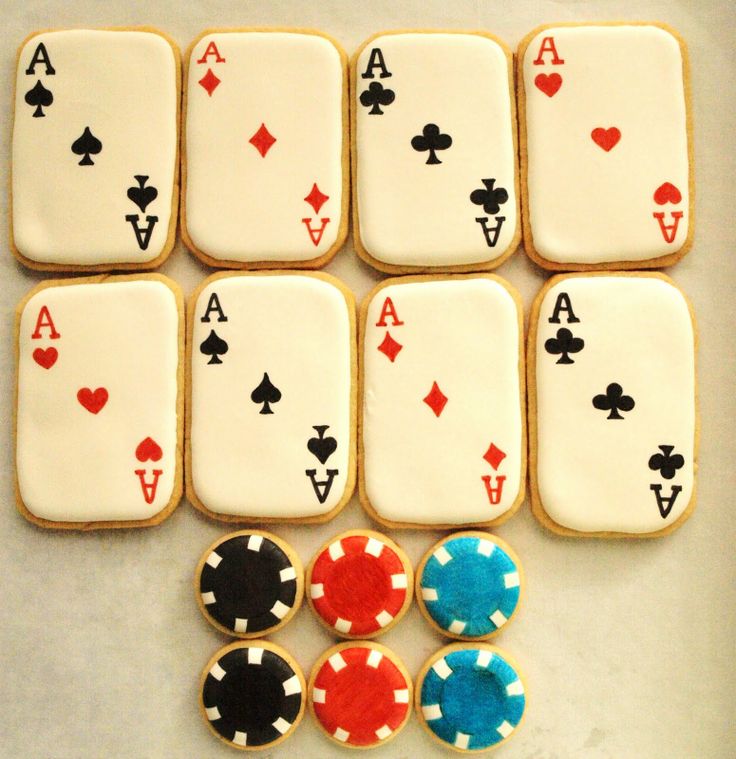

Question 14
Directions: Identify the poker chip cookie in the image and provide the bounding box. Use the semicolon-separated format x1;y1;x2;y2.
306;530;413;638
416;532;523;640
196;530;303;638
416;643;526;752
308;641;412;748
199;640;305;750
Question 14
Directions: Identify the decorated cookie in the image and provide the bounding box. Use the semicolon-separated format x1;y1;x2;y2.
529;272;698;537
15;275;183;528
352;31;520;273
308;641;412;748
416;643;526;752
306;530;413;638
196;530;303;638
11;29;180;270
187;272;356;522
200;640;305;750
416;532;523;640
182;29;348;268
360;275;525;528
518;23;693;269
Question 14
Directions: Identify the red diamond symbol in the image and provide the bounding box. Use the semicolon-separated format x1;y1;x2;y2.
304;183;329;214
198;68;221;96
249;123;277;157
377;331;402;362
483;443;506;471
423;382;448;418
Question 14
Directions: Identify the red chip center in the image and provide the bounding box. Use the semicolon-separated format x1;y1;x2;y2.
325;554;391;620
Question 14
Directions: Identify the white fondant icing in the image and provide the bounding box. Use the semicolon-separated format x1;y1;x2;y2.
12;30;178;265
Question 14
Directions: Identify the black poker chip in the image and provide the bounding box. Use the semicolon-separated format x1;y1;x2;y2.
201;642;305;748
197;531;303;637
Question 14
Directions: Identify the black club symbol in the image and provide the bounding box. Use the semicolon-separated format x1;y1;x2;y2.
648;445;684;480
411;123;452;165
544;328;584;364
470;178;509;215
359;81;395;115
592;383;635;420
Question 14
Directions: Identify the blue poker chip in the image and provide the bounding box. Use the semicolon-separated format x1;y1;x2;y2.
418;646;526;751
418;533;522;638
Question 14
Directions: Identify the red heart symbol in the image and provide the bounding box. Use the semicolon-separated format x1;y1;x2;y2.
136;437;163;462
77;387;108;414
653;182;682;205
33;347;58;369
534;73;562;97
591;127;621;152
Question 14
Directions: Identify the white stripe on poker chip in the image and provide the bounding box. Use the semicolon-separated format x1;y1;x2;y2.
491;610;508;628
432;658;452;680
476;650;493;668
233;731;247;746
504;571;520;589
248;647;264;665
313;687;326;704
210;662;226;681
206;551;222;569
334;617;352;633
391;573;407;589
271;600;290;619
422;704;442;721
328;540;345;561
421;587;439;601
506;679;524;697
454;732;470;749
201;591;216;605
334;727;350;742
477;539;495;557
272;717;291;735
365;537;384;557
367;649;383;669
280;566;297;582
497;720;514;738
394;689;409;703
376;610;394;628
448;620;467;635
205;705;221;721
329;652;347;672
310;582;325;599
234;618;248;633
433;546;452;566
247;534;263;552
375;724;392;740
282;674;302;696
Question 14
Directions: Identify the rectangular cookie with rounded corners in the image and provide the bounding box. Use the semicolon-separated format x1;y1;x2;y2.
186;271;357;522
360;275;526;528
528;272;698;537
11;28;180;271
181;29;349;268
352;31;520;273
15;274;184;529
518;22;693;270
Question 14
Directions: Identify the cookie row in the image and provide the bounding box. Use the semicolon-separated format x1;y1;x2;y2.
15;269;696;537
12;24;692;272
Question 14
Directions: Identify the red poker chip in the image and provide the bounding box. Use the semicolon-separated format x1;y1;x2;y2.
311;644;411;747
308;533;410;637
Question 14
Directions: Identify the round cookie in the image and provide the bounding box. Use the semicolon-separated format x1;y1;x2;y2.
195;530;303;638
308;641;412;748
416;643;526;752
306;529;413;638
199;640;305;751
416;532;523;640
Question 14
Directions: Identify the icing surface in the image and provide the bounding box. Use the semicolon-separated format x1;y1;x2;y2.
355;33;518;266
12;30;178;265
522;25;689;263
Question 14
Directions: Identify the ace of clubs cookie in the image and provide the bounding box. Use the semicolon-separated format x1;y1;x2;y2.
519;23;693;269
183;29;348;267
530;273;697;536
15;275;183;528
352;32;520;272
360;276;525;528
187;272;356;521
12;29;180;270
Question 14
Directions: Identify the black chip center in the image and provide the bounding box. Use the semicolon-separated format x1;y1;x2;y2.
220;663;283;729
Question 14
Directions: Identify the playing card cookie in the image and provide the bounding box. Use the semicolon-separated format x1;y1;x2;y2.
360;275;525;528
182;29;349;268
11;29;180;270
308;641;412;748
518;23;693;270
200;640;305;750
187;271;356;522
352;31;520;273
15;275;183;529
529;272;698;537
306;530;413;638
416;532;523;640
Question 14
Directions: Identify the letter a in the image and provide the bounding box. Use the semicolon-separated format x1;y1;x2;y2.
532;36;564;65
481;475;506;506
31;305;61;339
201;292;228;323
375;296;404;327
653;211;683;244
548;292;580;324
135;469;163;505
196;41;225;64
25;42;56;75
650;484;682;519
361;47;392;79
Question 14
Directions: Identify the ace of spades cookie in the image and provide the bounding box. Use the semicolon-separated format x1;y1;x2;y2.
360;276;525;528
15;276;183;528
529;273;697;537
187;272;356;521
182;30;348;267
352;32;520;272
11;30;180;269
